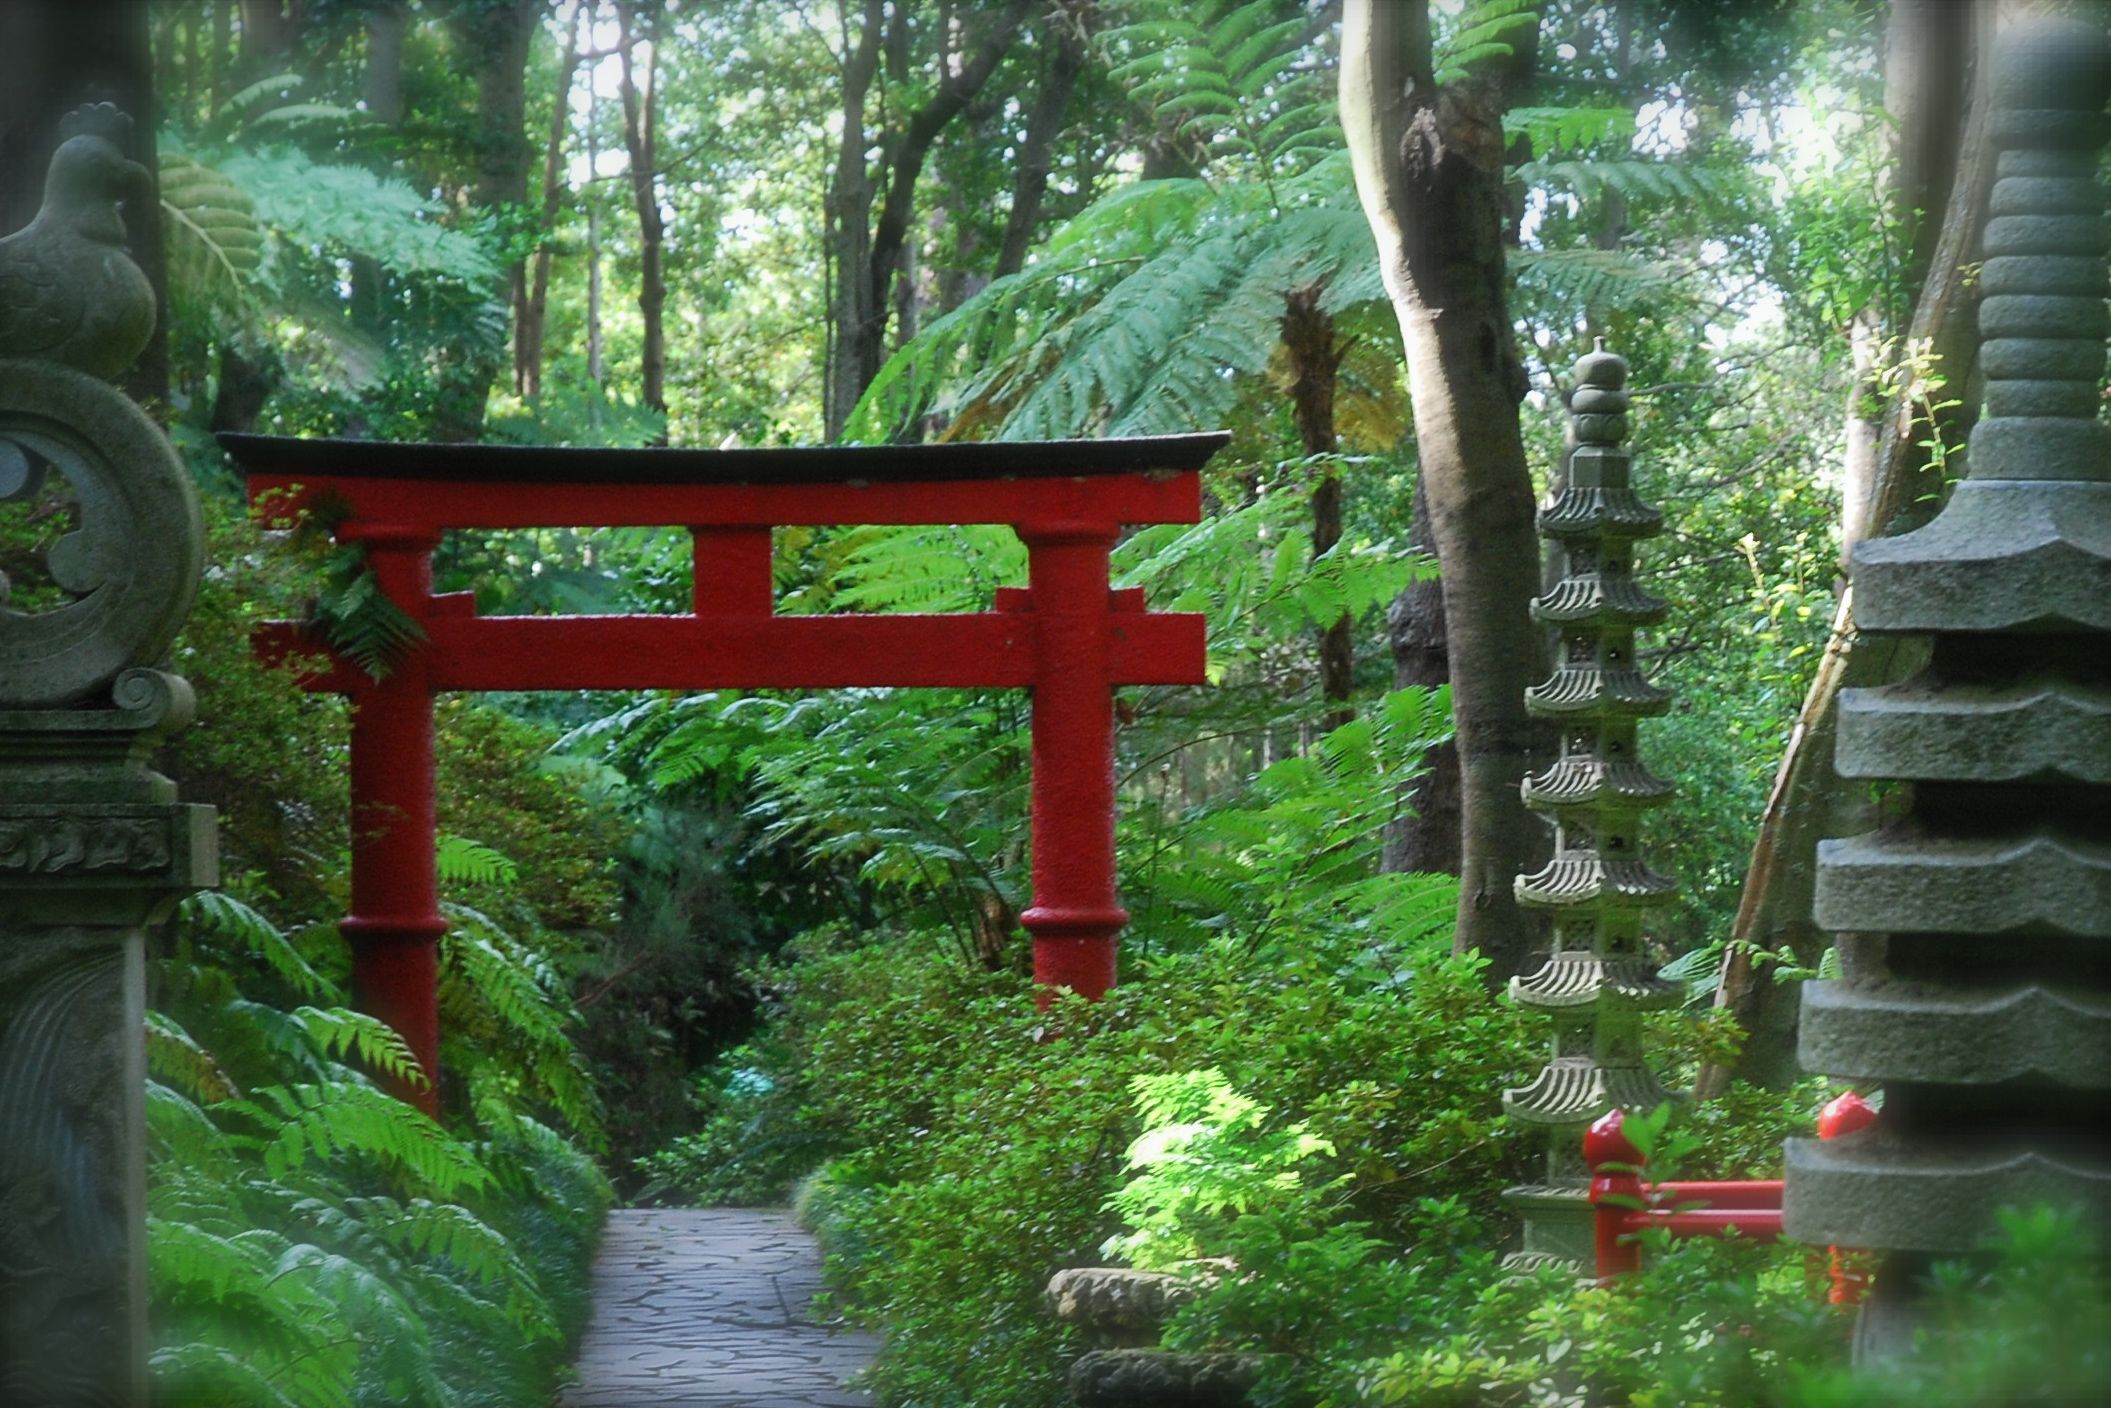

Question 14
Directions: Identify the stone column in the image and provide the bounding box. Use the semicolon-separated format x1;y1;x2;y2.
1501;344;1681;1270
1;106;217;1405
1784;18;2111;1359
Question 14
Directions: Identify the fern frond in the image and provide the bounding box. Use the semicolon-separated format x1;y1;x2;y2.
1503;105;1635;154
437;834;521;888
289;1005;429;1090
233;1079;491;1199
310;549;426;681
158;151;262;313
181;891;334;1001
148;1012;242;1102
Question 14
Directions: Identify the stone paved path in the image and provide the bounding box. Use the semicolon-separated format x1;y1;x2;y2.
559;1208;878;1408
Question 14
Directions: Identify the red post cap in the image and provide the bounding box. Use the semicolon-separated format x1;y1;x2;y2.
1585;1108;1644;1172
1817;1090;1878;1140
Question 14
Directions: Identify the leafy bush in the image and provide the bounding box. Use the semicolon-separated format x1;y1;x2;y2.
644;932;1532;1408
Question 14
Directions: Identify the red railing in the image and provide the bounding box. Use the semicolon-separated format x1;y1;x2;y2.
1586;1091;1878;1300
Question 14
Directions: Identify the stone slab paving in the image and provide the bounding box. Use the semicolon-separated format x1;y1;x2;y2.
560;1208;878;1408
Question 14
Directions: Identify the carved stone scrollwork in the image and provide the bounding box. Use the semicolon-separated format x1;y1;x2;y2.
0;363;204;710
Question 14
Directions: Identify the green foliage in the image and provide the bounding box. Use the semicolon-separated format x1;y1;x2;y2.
1103;0;1343;172
158;150;263;315
1105;1069;1338;1272
220;148;498;286
150;493;622;1406
309;548;427;682
1351;1235;1841;1408
642;933;1531;1406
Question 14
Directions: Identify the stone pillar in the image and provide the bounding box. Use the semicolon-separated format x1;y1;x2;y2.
1;106;217;1405
1501;344;1681;1270
1784;18;2111;1359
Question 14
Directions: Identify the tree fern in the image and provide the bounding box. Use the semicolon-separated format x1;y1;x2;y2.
148;1012;243;1103
288;1006;429;1092
848;6;1362;445
441;905;605;1144
182;892;333;1001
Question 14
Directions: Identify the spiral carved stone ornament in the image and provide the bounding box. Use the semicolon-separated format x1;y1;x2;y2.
0;360;204;708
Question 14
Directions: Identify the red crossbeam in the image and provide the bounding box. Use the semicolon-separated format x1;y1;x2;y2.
228;432;1225;1112
1584;1094;1878;1304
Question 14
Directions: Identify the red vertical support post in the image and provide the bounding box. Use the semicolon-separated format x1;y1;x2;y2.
1017;522;1123;1000
342;526;443;1115
692;526;774;615
1586;1109;1646;1281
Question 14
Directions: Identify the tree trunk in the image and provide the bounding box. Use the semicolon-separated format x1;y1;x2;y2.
1282;282;1353;728
1699;0;1989;1095
238;0;299;67
349;1;407;344
518;0;582;401
615;1;666;426
824;0;885;439
993;12;1087;279
0;0;168;409
1382;468;1463;875
434;0;542;443
586;119;605;394
1342;0;1545;985
827;0;1032;437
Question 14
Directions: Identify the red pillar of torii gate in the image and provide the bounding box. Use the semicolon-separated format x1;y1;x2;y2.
224;434;1225;1113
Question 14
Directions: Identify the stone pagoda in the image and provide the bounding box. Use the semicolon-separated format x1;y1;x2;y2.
1784;16;2111;1358
1501;344;1683;1270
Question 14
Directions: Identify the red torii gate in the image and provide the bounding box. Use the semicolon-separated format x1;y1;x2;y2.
222;433;1224;1114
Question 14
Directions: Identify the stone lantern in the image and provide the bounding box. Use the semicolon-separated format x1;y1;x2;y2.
1784;17;2111;1357
1;105;217;1405
1502;344;1682;1269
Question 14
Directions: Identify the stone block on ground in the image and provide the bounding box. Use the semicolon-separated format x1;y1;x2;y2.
1068;1348;1260;1408
1047;1267;1200;1347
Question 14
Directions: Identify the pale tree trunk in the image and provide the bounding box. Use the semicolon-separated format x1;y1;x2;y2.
1342;0;1546;984
615;0;666;426
1699;0;1989;1095
518;0;583;401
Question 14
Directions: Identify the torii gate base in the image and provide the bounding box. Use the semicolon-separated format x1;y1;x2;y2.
226;433;1224;1114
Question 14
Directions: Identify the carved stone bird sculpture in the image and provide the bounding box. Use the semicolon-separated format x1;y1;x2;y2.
0;111;155;380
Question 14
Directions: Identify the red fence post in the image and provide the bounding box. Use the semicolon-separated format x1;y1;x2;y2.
341;526;444;1114
1016;522;1124;1000
1817;1091;1878;1305
1586;1108;1646;1281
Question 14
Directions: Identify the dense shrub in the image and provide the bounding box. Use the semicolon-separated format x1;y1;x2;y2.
643;931;1535;1406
